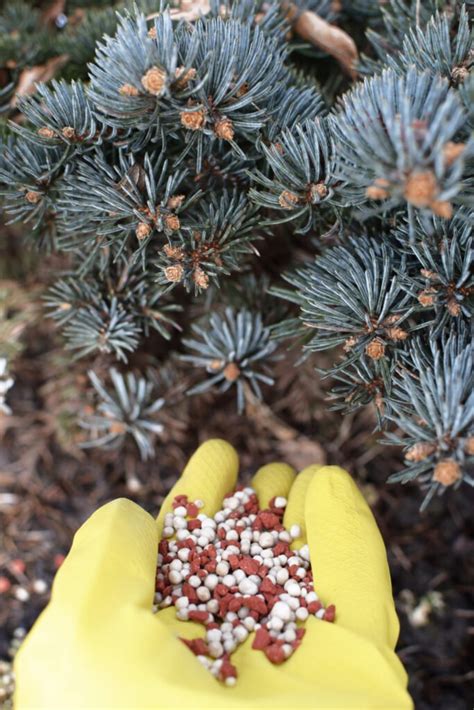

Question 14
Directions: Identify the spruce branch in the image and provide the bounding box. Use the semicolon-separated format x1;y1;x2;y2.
88;10;183;132
155;190;261;292
89;8;287;167
278;236;415;363
61;297;141;362
57;148;196;251
331;68;468;220
81;368;165;460
396;214;473;336
385;329;473;510
0;140;65;229
251;117;338;233
363;0;448;72
386;6;473;86
12;80;102;149
0;1;46;97
0;0;471;511
328;354;395;427
181;307;278;412
46;263;181;347
261;83;326;145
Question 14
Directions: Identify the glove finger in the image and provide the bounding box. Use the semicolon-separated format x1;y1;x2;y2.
157;439;239;533
50;499;159;615
251;462;296;508
283;465;323;546
305;466;400;650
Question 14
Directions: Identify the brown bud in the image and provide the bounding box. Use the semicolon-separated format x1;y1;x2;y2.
464;437;474;456
119;83;139;96
366;178;390;200
430;200;453;219
61;126;76;140
383;314;400;325
405;442;436;462
136;222;152;241
343;336;358;352
180;108;206;131
420;269;440;281
163;244;184;260
25;190;42;204
386;326;408;341
167;194;185;210
366;185;388;200
59;302;72;311
309;182;328;202
451;65;469;85
109;421;127;435
38;126;55;138
209;359;225;372
235;81;250;98
447;298;461;317
433;458;461;487
214;117;234;141
174;66;197;90
164;213;180;232
418;288;436;307
365;337;385;360
192;267;209;290
443;141;466;166
278;190;300;210
148;26;157;39
223;362;241;382
164;264;184;283
403;171;438;208
141;66;167;96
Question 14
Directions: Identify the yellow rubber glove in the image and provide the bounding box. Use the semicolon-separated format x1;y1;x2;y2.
14;439;413;709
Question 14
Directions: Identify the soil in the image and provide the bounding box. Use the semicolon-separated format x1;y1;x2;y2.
1;322;473;708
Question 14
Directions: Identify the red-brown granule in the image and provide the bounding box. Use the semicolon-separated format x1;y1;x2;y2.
154;486;335;685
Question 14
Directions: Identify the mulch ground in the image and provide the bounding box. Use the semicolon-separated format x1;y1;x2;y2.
1;322;473;709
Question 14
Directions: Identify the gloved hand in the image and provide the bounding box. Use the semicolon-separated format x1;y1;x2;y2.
14;439;413;709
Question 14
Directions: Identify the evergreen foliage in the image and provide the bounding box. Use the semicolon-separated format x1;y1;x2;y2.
385;329;473;510
330;68;469;220
81;368;165;459
182;308;278;413
0;0;472;508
